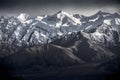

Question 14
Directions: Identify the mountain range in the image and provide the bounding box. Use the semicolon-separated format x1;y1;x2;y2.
0;10;120;80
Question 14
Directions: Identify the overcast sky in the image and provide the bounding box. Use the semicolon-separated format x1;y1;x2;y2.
0;0;120;16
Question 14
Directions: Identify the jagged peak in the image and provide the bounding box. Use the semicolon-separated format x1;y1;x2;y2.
17;13;29;17
54;10;70;17
73;14;83;19
95;10;111;16
56;10;67;14
57;10;64;13
17;13;29;22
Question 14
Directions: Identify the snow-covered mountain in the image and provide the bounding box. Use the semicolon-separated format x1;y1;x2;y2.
0;11;82;47
0;10;120;58
0;10;120;48
0;11;120;80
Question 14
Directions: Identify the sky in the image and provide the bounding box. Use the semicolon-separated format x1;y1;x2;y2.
0;0;120;16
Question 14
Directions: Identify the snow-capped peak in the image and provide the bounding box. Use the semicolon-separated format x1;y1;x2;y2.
0;11;120;47
56;10;67;14
56;10;70;17
52;10;72;20
17;13;29;23
54;10;81;25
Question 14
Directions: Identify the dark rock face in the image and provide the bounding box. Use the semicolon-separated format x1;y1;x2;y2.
1;32;116;71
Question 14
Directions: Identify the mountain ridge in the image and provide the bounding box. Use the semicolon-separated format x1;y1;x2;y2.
0;10;120;56
0;11;120;80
